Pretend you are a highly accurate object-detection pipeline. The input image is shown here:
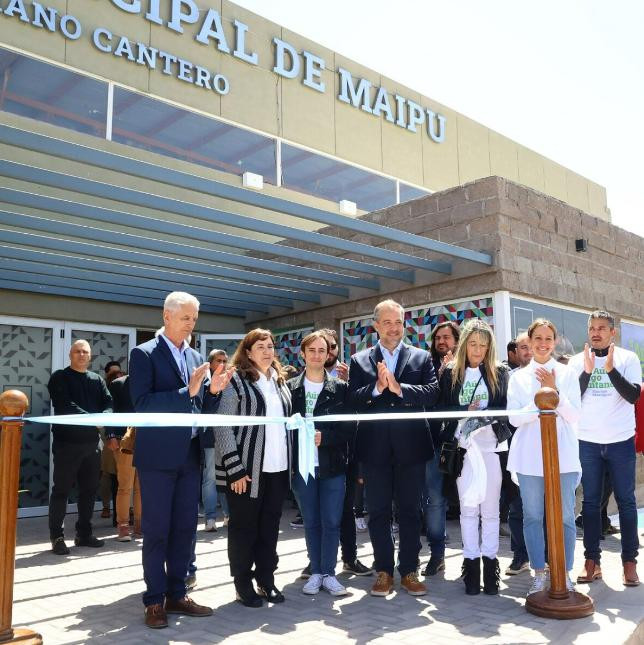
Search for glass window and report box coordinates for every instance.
[0,48,107,136]
[112,87,276,183]
[510,297,589,357]
[281,143,396,212]
[399,182,429,203]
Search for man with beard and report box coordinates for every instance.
[570,310,641,587]
[424,321,460,574]
[430,321,460,378]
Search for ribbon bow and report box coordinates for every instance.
[286,413,316,484]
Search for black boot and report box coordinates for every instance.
[482,556,500,595]
[461,557,481,595]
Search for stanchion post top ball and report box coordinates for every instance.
[535,387,559,411]
[0,390,28,418]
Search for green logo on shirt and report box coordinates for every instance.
[588,368,613,390]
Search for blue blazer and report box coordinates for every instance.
[129,337,219,471]
[348,343,439,465]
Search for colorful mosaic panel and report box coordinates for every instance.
[342,297,494,362]
[0,324,53,508]
[274,328,313,368]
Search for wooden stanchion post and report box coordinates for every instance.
[525,387,594,619]
[0,390,43,645]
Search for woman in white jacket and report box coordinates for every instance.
[507,318,581,597]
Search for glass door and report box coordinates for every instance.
[0,316,63,517]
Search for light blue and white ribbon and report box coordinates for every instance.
[4,409,540,488]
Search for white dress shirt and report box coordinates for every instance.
[372,340,404,398]
[506,358,581,481]
[256,368,288,472]
[160,333,197,438]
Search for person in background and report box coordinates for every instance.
[505,333,532,372]
[99,361,123,520]
[423,321,460,576]
[107,371,141,541]
[47,340,113,555]
[288,331,355,596]
[320,327,373,577]
[430,321,460,378]
[438,319,510,595]
[570,310,642,587]
[503,332,533,576]
[507,318,582,597]
[321,328,349,381]
[635,383,644,455]
[215,329,292,607]
[202,349,231,532]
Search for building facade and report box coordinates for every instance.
[0,0,641,515]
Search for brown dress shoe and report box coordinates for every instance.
[401,572,427,596]
[165,596,213,617]
[576,559,602,583]
[370,571,394,597]
[144,603,168,629]
[623,561,640,587]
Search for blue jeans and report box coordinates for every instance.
[424,453,446,559]
[202,448,228,520]
[508,492,529,563]
[517,472,578,571]
[292,470,345,576]
[580,438,639,564]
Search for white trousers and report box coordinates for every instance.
[457,451,502,559]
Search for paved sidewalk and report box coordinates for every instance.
[10,510,644,644]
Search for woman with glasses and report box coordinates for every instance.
[215,329,292,607]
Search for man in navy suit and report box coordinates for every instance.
[129,291,233,629]
[348,299,439,597]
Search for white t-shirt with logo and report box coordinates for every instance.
[569,346,641,444]
[458,367,501,453]
[304,377,324,467]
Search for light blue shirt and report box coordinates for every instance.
[372,340,405,398]
[160,333,197,437]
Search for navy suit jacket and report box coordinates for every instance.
[129,337,219,471]
[348,343,439,465]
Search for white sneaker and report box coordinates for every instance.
[303,573,324,594]
[355,517,368,532]
[566,575,575,592]
[223,515,229,527]
[322,575,348,596]
[527,572,547,596]
[204,518,217,532]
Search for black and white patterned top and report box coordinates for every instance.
[214,371,292,499]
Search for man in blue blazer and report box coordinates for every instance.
[129,291,233,629]
[348,299,439,597]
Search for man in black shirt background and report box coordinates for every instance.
[47,339,113,555]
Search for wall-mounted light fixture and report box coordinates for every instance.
[242,172,263,190]
[339,199,357,216]
[575,238,588,252]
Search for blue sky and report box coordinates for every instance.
[232,0,644,237]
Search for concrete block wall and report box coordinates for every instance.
[253,176,644,333]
